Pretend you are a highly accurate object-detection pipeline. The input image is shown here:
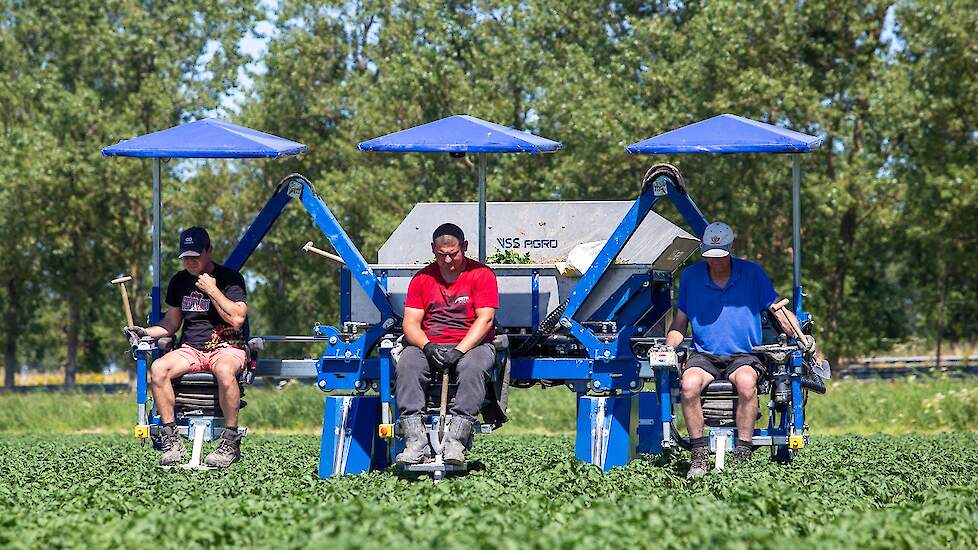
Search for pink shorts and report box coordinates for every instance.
[171,345,246,374]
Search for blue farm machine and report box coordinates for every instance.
[105,114,828,477]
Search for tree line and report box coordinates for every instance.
[1,0,975,387]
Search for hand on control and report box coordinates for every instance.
[124,326,149,344]
[801,335,817,354]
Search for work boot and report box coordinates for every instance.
[395,416,432,465]
[687,447,710,479]
[442,416,474,466]
[204,429,242,468]
[159,425,186,466]
[728,442,754,469]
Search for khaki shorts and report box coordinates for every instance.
[171,345,246,374]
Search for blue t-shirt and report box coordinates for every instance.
[676,257,779,356]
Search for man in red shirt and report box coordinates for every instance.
[395,223,499,466]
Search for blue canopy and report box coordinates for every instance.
[357,114,562,154]
[626,114,821,155]
[102,118,307,159]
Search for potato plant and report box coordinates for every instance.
[1,433,977,548]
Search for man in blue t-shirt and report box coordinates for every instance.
[665,222,809,478]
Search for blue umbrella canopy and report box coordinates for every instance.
[357,114,562,154]
[625,114,821,155]
[102,118,307,159]
[101,118,306,331]
[626,113,821,314]
[358,114,561,262]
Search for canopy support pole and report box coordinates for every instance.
[791,155,802,313]
[478,152,487,263]
[151,158,162,324]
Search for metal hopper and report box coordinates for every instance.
[350,201,698,330]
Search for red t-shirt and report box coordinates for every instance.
[404,260,499,344]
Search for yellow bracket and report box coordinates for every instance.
[134,425,150,439]
[378,424,394,439]
[788,435,805,449]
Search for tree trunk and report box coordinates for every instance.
[65,295,81,389]
[936,261,948,369]
[825,205,859,364]
[4,279,16,389]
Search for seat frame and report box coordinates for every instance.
[397,336,509,481]
[148,338,259,470]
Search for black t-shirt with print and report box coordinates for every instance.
[165,263,247,350]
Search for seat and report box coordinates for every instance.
[172,341,259,418]
[153,335,259,419]
[420,335,510,430]
[689,311,784,427]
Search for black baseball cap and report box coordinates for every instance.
[178,226,211,258]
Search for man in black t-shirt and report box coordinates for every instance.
[127,227,249,467]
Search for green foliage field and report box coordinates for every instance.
[2,379,976,548]
[1,433,977,548]
[2,378,977,435]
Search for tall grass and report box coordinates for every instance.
[1,377,976,434]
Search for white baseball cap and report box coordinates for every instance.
[701,222,734,258]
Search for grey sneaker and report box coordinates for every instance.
[159,425,186,466]
[395,416,433,465]
[204,429,242,468]
[728,444,754,468]
[442,417,474,466]
[687,447,710,479]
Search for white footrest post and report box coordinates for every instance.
[181,419,217,471]
[710,427,735,472]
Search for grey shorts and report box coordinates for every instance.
[683,351,765,381]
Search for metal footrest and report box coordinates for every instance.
[400,460,467,482]
[400,462,468,473]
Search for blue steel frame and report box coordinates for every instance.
[138,173,399,433]
[221,174,400,396]
[509,171,709,391]
[138,166,812,473]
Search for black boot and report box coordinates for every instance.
[728,440,754,468]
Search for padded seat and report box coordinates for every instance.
[703,380,734,396]
[177,372,220,384]
[171,342,259,419]
[699,380,764,428]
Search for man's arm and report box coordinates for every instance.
[769,299,815,351]
[403,307,429,349]
[454,307,495,353]
[665,309,689,349]
[196,273,247,329]
[138,308,182,339]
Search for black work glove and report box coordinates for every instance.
[422,342,442,365]
[440,347,465,369]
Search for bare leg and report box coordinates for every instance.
[680,368,715,439]
[729,366,759,442]
[150,353,193,424]
[212,358,242,427]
